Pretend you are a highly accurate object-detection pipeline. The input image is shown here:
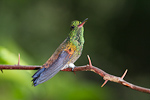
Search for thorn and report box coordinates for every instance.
[121,69,128,79]
[0,69,3,73]
[18,53,20,65]
[101,80,108,87]
[87,55,92,68]
[73,71,76,75]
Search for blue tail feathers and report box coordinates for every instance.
[32,51,70,86]
[32,68,46,86]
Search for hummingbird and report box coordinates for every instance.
[32,18,88,86]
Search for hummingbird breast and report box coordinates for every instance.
[65,41,84,64]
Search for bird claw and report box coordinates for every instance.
[72,68,76,75]
[68,63,76,75]
[69,63,75,71]
[72,67,74,72]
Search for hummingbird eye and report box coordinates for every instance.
[70,25,75,30]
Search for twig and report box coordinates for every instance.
[0,56,149,94]
[0,65,41,70]
[18,53,20,65]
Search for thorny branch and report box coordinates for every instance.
[0,54,150,94]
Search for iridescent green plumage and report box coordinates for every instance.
[32,18,88,86]
[69,20,85,51]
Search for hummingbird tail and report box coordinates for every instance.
[32,68,46,86]
[32,51,71,86]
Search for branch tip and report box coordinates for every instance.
[121,69,128,79]
[101,80,108,87]
[0,69,3,73]
[18,53,20,65]
[87,55,92,67]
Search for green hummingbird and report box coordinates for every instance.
[32,18,88,86]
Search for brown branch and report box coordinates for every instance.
[0,65,41,70]
[0,56,150,94]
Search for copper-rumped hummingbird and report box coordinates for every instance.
[32,18,88,86]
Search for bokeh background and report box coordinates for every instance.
[0,0,150,100]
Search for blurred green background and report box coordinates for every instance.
[0,0,150,100]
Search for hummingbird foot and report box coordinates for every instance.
[69,63,76,75]
[69,63,76,71]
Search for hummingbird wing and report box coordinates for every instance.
[32,50,71,86]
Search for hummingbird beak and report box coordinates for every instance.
[78,18,88,28]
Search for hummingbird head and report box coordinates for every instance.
[70,18,88,30]
[69,18,88,37]
[68,18,88,49]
